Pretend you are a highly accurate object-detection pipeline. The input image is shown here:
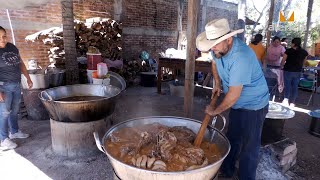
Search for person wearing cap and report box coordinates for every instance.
[196,19,269,180]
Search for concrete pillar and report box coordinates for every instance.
[114,0,123,22]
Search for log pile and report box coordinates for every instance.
[114,59,151,86]
[26,18,152,86]
[25,18,123,68]
[76,19,122,59]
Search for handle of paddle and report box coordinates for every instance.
[194,93,218,147]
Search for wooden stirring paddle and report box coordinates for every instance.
[194,93,218,147]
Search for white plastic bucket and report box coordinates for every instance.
[92,78,110,86]
[21,73,49,89]
[87,69,95,83]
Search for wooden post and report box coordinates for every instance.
[303,0,314,49]
[184,0,200,118]
[265,0,275,69]
[237,0,246,41]
[266,0,275,49]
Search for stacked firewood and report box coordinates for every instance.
[25,18,123,68]
[76,19,122,59]
[113,59,151,86]
[26,18,154,85]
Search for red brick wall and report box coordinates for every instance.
[0,2,62,67]
[0,3,61,24]
[206,7,238,30]
[123,0,178,30]
[1,0,237,66]
[123,34,177,60]
[73,0,113,20]
[122,0,180,59]
[0,0,114,68]
[4,30,49,68]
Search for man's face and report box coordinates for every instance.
[210,38,231,58]
[0,30,7,48]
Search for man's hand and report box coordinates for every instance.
[0,92,4,102]
[205,105,217,117]
[27,78,33,89]
[212,83,221,97]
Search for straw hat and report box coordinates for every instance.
[196,18,244,52]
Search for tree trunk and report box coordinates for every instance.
[273,0,283,25]
[266,0,275,49]
[61,0,79,84]
[303,0,314,49]
[251,1,269,35]
[237,0,246,41]
[283,0,292,12]
[274,0,293,37]
[176,0,184,50]
[265,0,275,69]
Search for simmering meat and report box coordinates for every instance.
[156,130,177,161]
[169,126,196,143]
[105,123,221,172]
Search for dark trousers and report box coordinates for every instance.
[221,105,268,180]
[283,71,301,104]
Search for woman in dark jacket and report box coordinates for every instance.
[281,38,308,107]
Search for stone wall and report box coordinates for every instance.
[0,2,61,67]
[0,0,237,67]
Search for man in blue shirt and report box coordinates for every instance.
[196,18,269,180]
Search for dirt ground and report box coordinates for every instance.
[0,84,319,180]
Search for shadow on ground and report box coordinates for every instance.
[0,84,319,180]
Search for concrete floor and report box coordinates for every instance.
[0,84,319,180]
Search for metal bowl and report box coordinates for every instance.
[266,101,295,119]
[47,68,66,87]
[22,70,49,89]
[39,84,121,122]
[109,72,126,91]
[94,116,230,180]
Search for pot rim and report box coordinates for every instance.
[101,116,231,174]
[38,84,121,103]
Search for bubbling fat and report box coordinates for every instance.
[105,123,221,172]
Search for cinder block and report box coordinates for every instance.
[271,139,297,156]
[277,149,298,166]
[281,157,297,173]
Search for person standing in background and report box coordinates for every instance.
[281,38,308,107]
[249,34,266,66]
[0,26,33,150]
[266,36,286,67]
[281,38,288,49]
[265,36,286,93]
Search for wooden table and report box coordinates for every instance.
[157,57,212,94]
